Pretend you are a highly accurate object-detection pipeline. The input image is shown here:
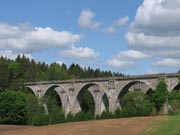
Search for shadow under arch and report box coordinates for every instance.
[101,93,109,112]
[43,84,69,113]
[44,86,62,111]
[172,83,180,92]
[75,83,98,116]
[117,80,152,108]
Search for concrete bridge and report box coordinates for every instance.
[24,73,180,115]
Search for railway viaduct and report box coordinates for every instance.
[24,73,180,115]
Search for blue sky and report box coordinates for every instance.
[0,0,180,75]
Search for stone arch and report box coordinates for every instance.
[171,82,180,92]
[146,88,153,95]
[42,84,68,97]
[116,80,153,108]
[73,83,100,115]
[43,84,70,114]
[24,86,37,96]
[100,93,109,113]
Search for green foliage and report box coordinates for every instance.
[114,108,123,118]
[26,94,43,125]
[97,111,113,120]
[32,114,49,126]
[46,63,70,80]
[66,113,75,122]
[49,108,66,124]
[169,91,180,100]
[122,91,153,117]
[78,89,95,116]
[74,111,93,121]
[0,57,10,91]
[46,90,62,113]
[0,55,123,92]
[168,100,180,115]
[151,81,169,112]
[0,90,27,125]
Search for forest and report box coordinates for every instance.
[0,55,123,91]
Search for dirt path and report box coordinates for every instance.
[0,116,165,135]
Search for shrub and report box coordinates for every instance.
[0,90,27,125]
[168,100,180,115]
[114,108,122,118]
[66,113,74,122]
[122,91,153,117]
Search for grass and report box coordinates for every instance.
[139,115,180,135]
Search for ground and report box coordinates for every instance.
[0,116,164,135]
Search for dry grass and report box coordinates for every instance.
[0,116,164,135]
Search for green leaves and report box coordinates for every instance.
[122,91,153,117]
[151,81,169,112]
[0,90,27,125]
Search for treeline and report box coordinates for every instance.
[0,55,123,91]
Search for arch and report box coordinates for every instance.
[23,86,36,96]
[171,82,180,92]
[146,88,153,95]
[73,83,99,115]
[44,86,63,107]
[116,80,153,108]
[75,82,101,99]
[101,93,109,112]
[43,84,70,113]
[42,84,68,97]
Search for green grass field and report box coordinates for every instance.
[139,115,180,135]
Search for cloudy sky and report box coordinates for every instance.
[0,0,180,75]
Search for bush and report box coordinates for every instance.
[97,111,113,119]
[151,81,169,112]
[0,90,27,125]
[122,91,153,117]
[66,113,74,122]
[74,111,93,121]
[25,94,40,125]
[168,100,180,115]
[32,114,49,126]
[114,108,122,118]
[49,108,66,124]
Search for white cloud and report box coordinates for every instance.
[107,59,133,69]
[112,50,149,60]
[103,26,116,34]
[154,58,180,68]
[115,16,129,27]
[78,9,101,29]
[0,23,82,53]
[125,0,180,68]
[60,45,99,60]
[0,50,32,60]
[107,50,148,69]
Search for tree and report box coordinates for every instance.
[0,90,27,125]
[78,89,95,117]
[0,57,10,91]
[122,91,153,117]
[151,81,169,112]
[46,63,70,80]
[26,94,40,125]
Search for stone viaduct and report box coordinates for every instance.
[24,73,180,115]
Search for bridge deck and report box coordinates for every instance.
[24,73,179,86]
